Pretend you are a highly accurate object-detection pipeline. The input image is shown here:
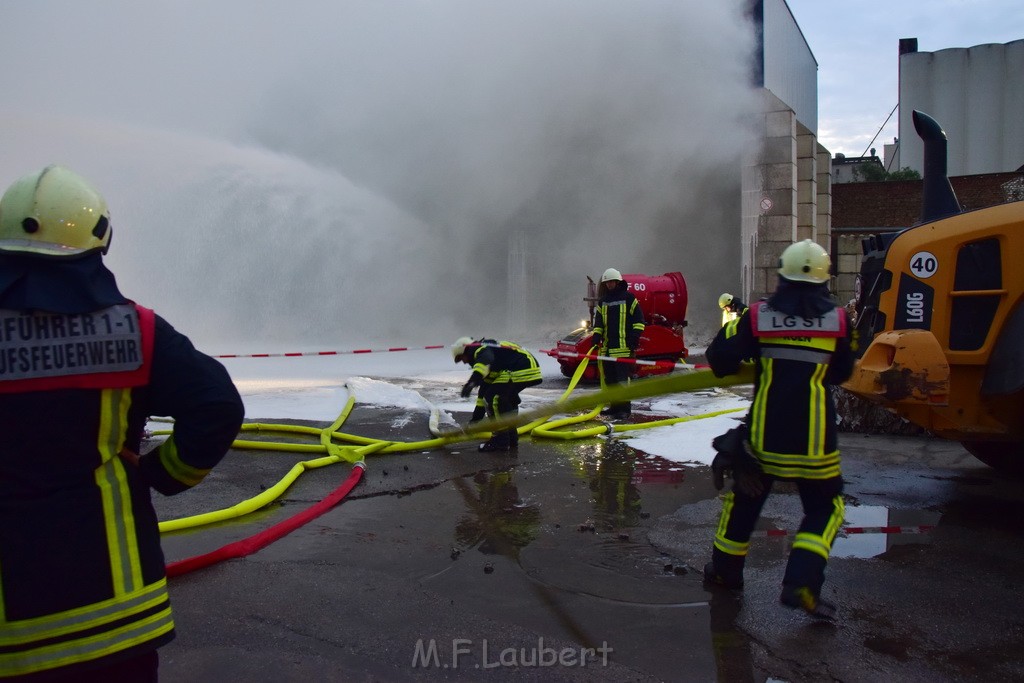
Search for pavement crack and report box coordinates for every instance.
[346,466,514,500]
[245,613,347,648]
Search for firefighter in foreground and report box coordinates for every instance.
[702,239,854,620]
[452,337,542,452]
[591,268,645,419]
[0,166,245,680]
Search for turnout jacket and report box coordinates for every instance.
[466,340,542,386]
[592,287,645,358]
[0,303,244,679]
[706,300,854,480]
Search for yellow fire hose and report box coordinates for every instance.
[155,356,753,532]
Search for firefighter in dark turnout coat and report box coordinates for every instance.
[452,337,542,452]
[591,268,645,419]
[702,240,854,621]
[0,166,244,680]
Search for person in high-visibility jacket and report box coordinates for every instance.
[0,166,245,680]
[591,268,645,419]
[702,240,855,621]
[451,337,542,452]
[718,292,747,327]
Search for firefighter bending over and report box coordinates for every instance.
[718,292,747,326]
[702,239,854,621]
[591,268,645,419]
[0,166,245,680]
[452,337,542,452]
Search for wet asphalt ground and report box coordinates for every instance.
[151,388,1024,683]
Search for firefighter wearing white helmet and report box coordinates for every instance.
[701,239,854,622]
[0,164,112,257]
[0,166,243,679]
[451,336,475,363]
[591,267,644,419]
[452,337,542,452]
[778,239,831,284]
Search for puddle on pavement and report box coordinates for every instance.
[326,439,716,680]
[831,505,942,558]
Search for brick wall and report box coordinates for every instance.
[831,172,1024,305]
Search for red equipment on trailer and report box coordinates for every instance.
[548,272,689,381]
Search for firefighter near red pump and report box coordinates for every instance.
[548,271,689,382]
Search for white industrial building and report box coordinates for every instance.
[888,38,1024,176]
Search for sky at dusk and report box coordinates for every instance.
[786,0,1024,158]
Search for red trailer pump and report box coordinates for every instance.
[548,272,688,381]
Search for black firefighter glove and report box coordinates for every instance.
[461,372,483,398]
[468,404,487,425]
[711,426,765,498]
[727,298,746,313]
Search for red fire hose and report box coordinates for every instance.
[166,463,365,578]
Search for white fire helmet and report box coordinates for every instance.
[778,239,831,284]
[450,336,474,362]
[600,268,622,283]
[0,165,112,258]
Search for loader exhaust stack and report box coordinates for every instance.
[912,110,962,223]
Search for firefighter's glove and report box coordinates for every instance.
[711,426,764,498]
[460,373,483,398]
[733,450,765,498]
[138,447,190,496]
[468,404,487,425]
[710,451,730,491]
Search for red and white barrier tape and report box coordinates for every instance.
[754,525,934,538]
[214,344,445,359]
[542,348,703,371]
[212,344,702,369]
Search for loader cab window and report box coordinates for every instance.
[950,238,1002,351]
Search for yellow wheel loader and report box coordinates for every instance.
[845,111,1024,472]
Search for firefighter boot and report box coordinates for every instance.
[779,586,837,621]
[603,403,632,420]
[703,549,745,590]
[478,430,513,453]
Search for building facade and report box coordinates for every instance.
[893,38,1024,177]
[743,0,832,304]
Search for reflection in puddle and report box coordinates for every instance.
[565,441,688,530]
[831,505,941,558]
[453,470,541,556]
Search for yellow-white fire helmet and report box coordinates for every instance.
[778,239,830,284]
[600,268,622,283]
[0,165,112,258]
[451,336,475,362]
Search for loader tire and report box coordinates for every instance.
[962,440,1024,476]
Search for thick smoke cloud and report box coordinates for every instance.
[0,1,757,351]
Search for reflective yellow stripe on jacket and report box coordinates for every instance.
[475,342,542,384]
[0,388,174,676]
[0,580,173,676]
[597,300,644,358]
[750,337,842,479]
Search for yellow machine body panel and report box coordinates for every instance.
[845,201,1024,444]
